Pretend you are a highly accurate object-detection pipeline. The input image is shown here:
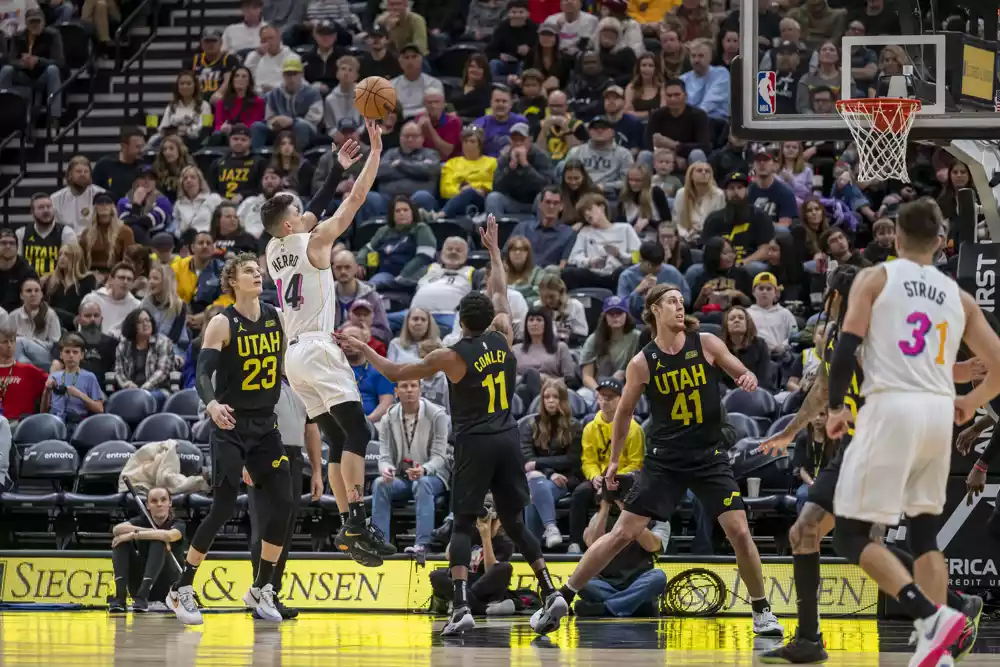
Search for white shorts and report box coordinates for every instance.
[284,333,360,419]
[834,392,953,525]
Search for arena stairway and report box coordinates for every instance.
[0,0,243,225]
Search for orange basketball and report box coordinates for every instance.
[354,76,397,121]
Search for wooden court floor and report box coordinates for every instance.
[0,611,996,666]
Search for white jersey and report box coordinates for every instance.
[861,258,965,398]
[265,232,337,339]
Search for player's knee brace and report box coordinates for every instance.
[832,517,874,564]
[328,402,372,458]
[907,514,942,560]
[497,509,542,564]
[261,465,294,545]
[449,513,477,569]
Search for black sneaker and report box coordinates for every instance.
[573,599,607,617]
[758,634,828,664]
[272,594,299,620]
[131,597,149,613]
[367,524,397,557]
[108,598,127,614]
[335,523,384,567]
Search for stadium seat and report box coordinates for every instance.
[494,218,521,249]
[529,391,589,420]
[379,291,412,313]
[510,393,525,420]
[700,322,723,337]
[517,413,537,430]
[723,389,778,428]
[57,23,92,68]
[726,412,761,440]
[175,440,204,477]
[64,441,135,527]
[1,439,79,548]
[433,44,482,79]
[766,414,796,438]
[106,388,158,429]
[364,440,381,484]
[569,288,614,332]
[634,394,650,421]
[430,219,473,249]
[13,413,68,445]
[193,147,227,176]
[352,218,384,248]
[71,413,130,452]
[192,418,210,444]
[163,388,201,422]
[0,90,28,138]
[132,413,191,444]
[730,437,791,490]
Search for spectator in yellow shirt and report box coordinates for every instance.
[171,230,232,334]
[436,126,498,219]
[569,378,644,553]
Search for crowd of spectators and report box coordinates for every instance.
[0,0,985,618]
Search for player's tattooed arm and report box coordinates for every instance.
[763,361,829,455]
[335,331,460,382]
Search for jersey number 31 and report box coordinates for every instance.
[899,311,948,365]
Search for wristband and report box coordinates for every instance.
[828,332,863,410]
[974,461,989,473]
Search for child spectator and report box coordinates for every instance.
[747,272,798,359]
[651,148,682,197]
[720,305,772,392]
[514,69,548,134]
[863,218,897,264]
[785,323,826,397]
[11,278,62,367]
[41,333,105,425]
[0,325,47,426]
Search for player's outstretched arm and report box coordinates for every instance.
[955,290,1000,421]
[334,331,456,383]
[606,354,648,487]
[307,125,380,267]
[700,332,757,391]
[480,214,514,346]
[761,361,828,455]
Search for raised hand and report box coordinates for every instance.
[478,214,499,252]
[337,138,362,169]
[366,119,383,153]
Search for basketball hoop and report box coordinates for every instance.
[835,98,922,182]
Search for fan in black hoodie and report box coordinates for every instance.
[487,0,537,76]
[566,52,613,120]
[595,18,635,87]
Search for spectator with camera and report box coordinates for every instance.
[40,333,105,425]
[372,379,451,555]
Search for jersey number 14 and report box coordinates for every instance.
[899,311,948,365]
[276,274,304,310]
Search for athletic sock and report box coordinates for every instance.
[559,582,578,604]
[177,561,199,589]
[535,566,556,598]
[136,577,153,600]
[453,579,469,609]
[348,501,366,525]
[946,589,966,612]
[254,559,276,590]
[339,512,349,527]
[793,553,821,640]
[751,597,771,614]
[896,583,938,620]
[114,575,126,601]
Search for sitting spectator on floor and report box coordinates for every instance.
[174,167,224,237]
[617,240,689,319]
[114,308,176,409]
[792,409,837,514]
[117,166,174,245]
[390,45,441,119]
[536,273,588,346]
[702,171,774,268]
[572,378,644,552]
[150,71,212,152]
[141,264,190,353]
[487,123,554,216]
[323,55,363,133]
[52,157,106,235]
[373,122,440,210]
[689,237,752,315]
[521,378,583,548]
[51,301,118,379]
[245,25,296,94]
[646,79,711,167]
[418,87,462,161]
[93,127,145,201]
[11,278,61,368]
[346,299,389,355]
[190,28,239,102]
[0,324,47,426]
[564,193,641,291]
[238,168,303,238]
[81,262,141,334]
[0,229,36,314]
[747,272,798,360]
[213,66,266,139]
[372,379,450,555]
[406,238,475,335]
[474,86,529,158]
[575,481,667,617]
[210,202,258,256]
[17,193,76,277]
[504,235,546,303]
[41,333,104,425]
[223,0,268,54]
[720,305,772,391]
[437,126,496,218]
[252,57,323,151]
[42,243,96,330]
[208,124,265,204]
[566,117,634,198]
[0,9,64,124]
[515,307,576,403]
[507,187,576,271]
[355,196,436,286]
[579,296,639,403]
[341,323,394,423]
[388,308,440,362]
[108,487,186,613]
[429,511,516,616]
[331,249,391,335]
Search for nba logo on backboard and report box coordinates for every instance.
[757,71,776,115]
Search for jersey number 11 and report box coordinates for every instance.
[482,371,509,414]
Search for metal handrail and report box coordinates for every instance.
[0,173,25,227]
[46,54,97,145]
[185,0,207,62]
[115,0,162,119]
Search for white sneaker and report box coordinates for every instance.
[243,584,282,622]
[752,607,784,637]
[543,524,563,549]
[567,543,582,554]
[485,598,516,616]
[166,585,202,625]
[909,606,966,667]
[530,592,569,635]
[650,521,671,553]
[404,544,426,555]
[441,605,475,637]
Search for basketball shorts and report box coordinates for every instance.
[210,414,286,488]
[451,428,531,516]
[285,332,360,419]
[834,392,953,525]
[806,444,847,515]
[624,450,745,521]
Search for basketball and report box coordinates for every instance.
[354,76,396,120]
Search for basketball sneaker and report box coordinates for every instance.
[131,597,149,613]
[950,594,983,661]
[530,591,569,635]
[440,606,475,637]
[243,583,282,622]
[909,606,966,667]
[272,594,299,620]
[753,608,785,637]
[335,522,396,566]
[758,634,828,663]
[107,598,127,614]
[166,585,203,625]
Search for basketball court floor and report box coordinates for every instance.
[0,611,996,666]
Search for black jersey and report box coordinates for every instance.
[822,327,865,452]
[449,330,518,437]
[216,302,284,416]
[642,333,725,461]
[21,223,67,276]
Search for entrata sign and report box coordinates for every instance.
[937,477,1000,589]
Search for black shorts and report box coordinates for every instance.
[624,453,745,521]
[807,441,848,515]
[451,428,530,516]
[210,414,286,487]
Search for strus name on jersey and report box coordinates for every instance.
[270,251,299,275]
[902,280,948,305]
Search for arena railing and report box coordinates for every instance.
[47,26,99,186]
[184,0,207,63]
[115,0,163,120]
[0,132,26,227]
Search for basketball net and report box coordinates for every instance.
[835,98,921,183]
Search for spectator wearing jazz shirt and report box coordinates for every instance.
[17,194,77,278]
[359,25,402,80]
[0,9,64,124]
[251,57,323,152]
[372,122,441,210]
[331,250,391,337]
[472,86,528,158]
[0,325,47,427]
[41,333,104,424]
[536,90,586,164]
[486,123,554,216]
[564,193,641,291]
[702,171,774,268]
[189,28,239,103]
[223,0,268,54]
[788,0,847,50]
[51,157,107,236]
[116,166,175,245]
[302,20,348,96]
[679,39,730,122]
[487,0,537,79]
[438,126,498,218]
[341,323,395,423]
[645,79,711,165]
[602,85,643,156]
[0,229,37,314]
[244,24,297,94]
[506,186,577,270]
[323,55,363,134]
[376,0,428,55]
[372,379,450,555]
[617,240,689,319]
[748,148,797,230]
[93,127,145,202]
[208,124,265,203]
[402,237,475,335]
[544,0,598,56]
[565,117,634,198]
[747,272,798,358]
[417,87,462,160]
[390,44,442,119]
[82,262,141,334]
